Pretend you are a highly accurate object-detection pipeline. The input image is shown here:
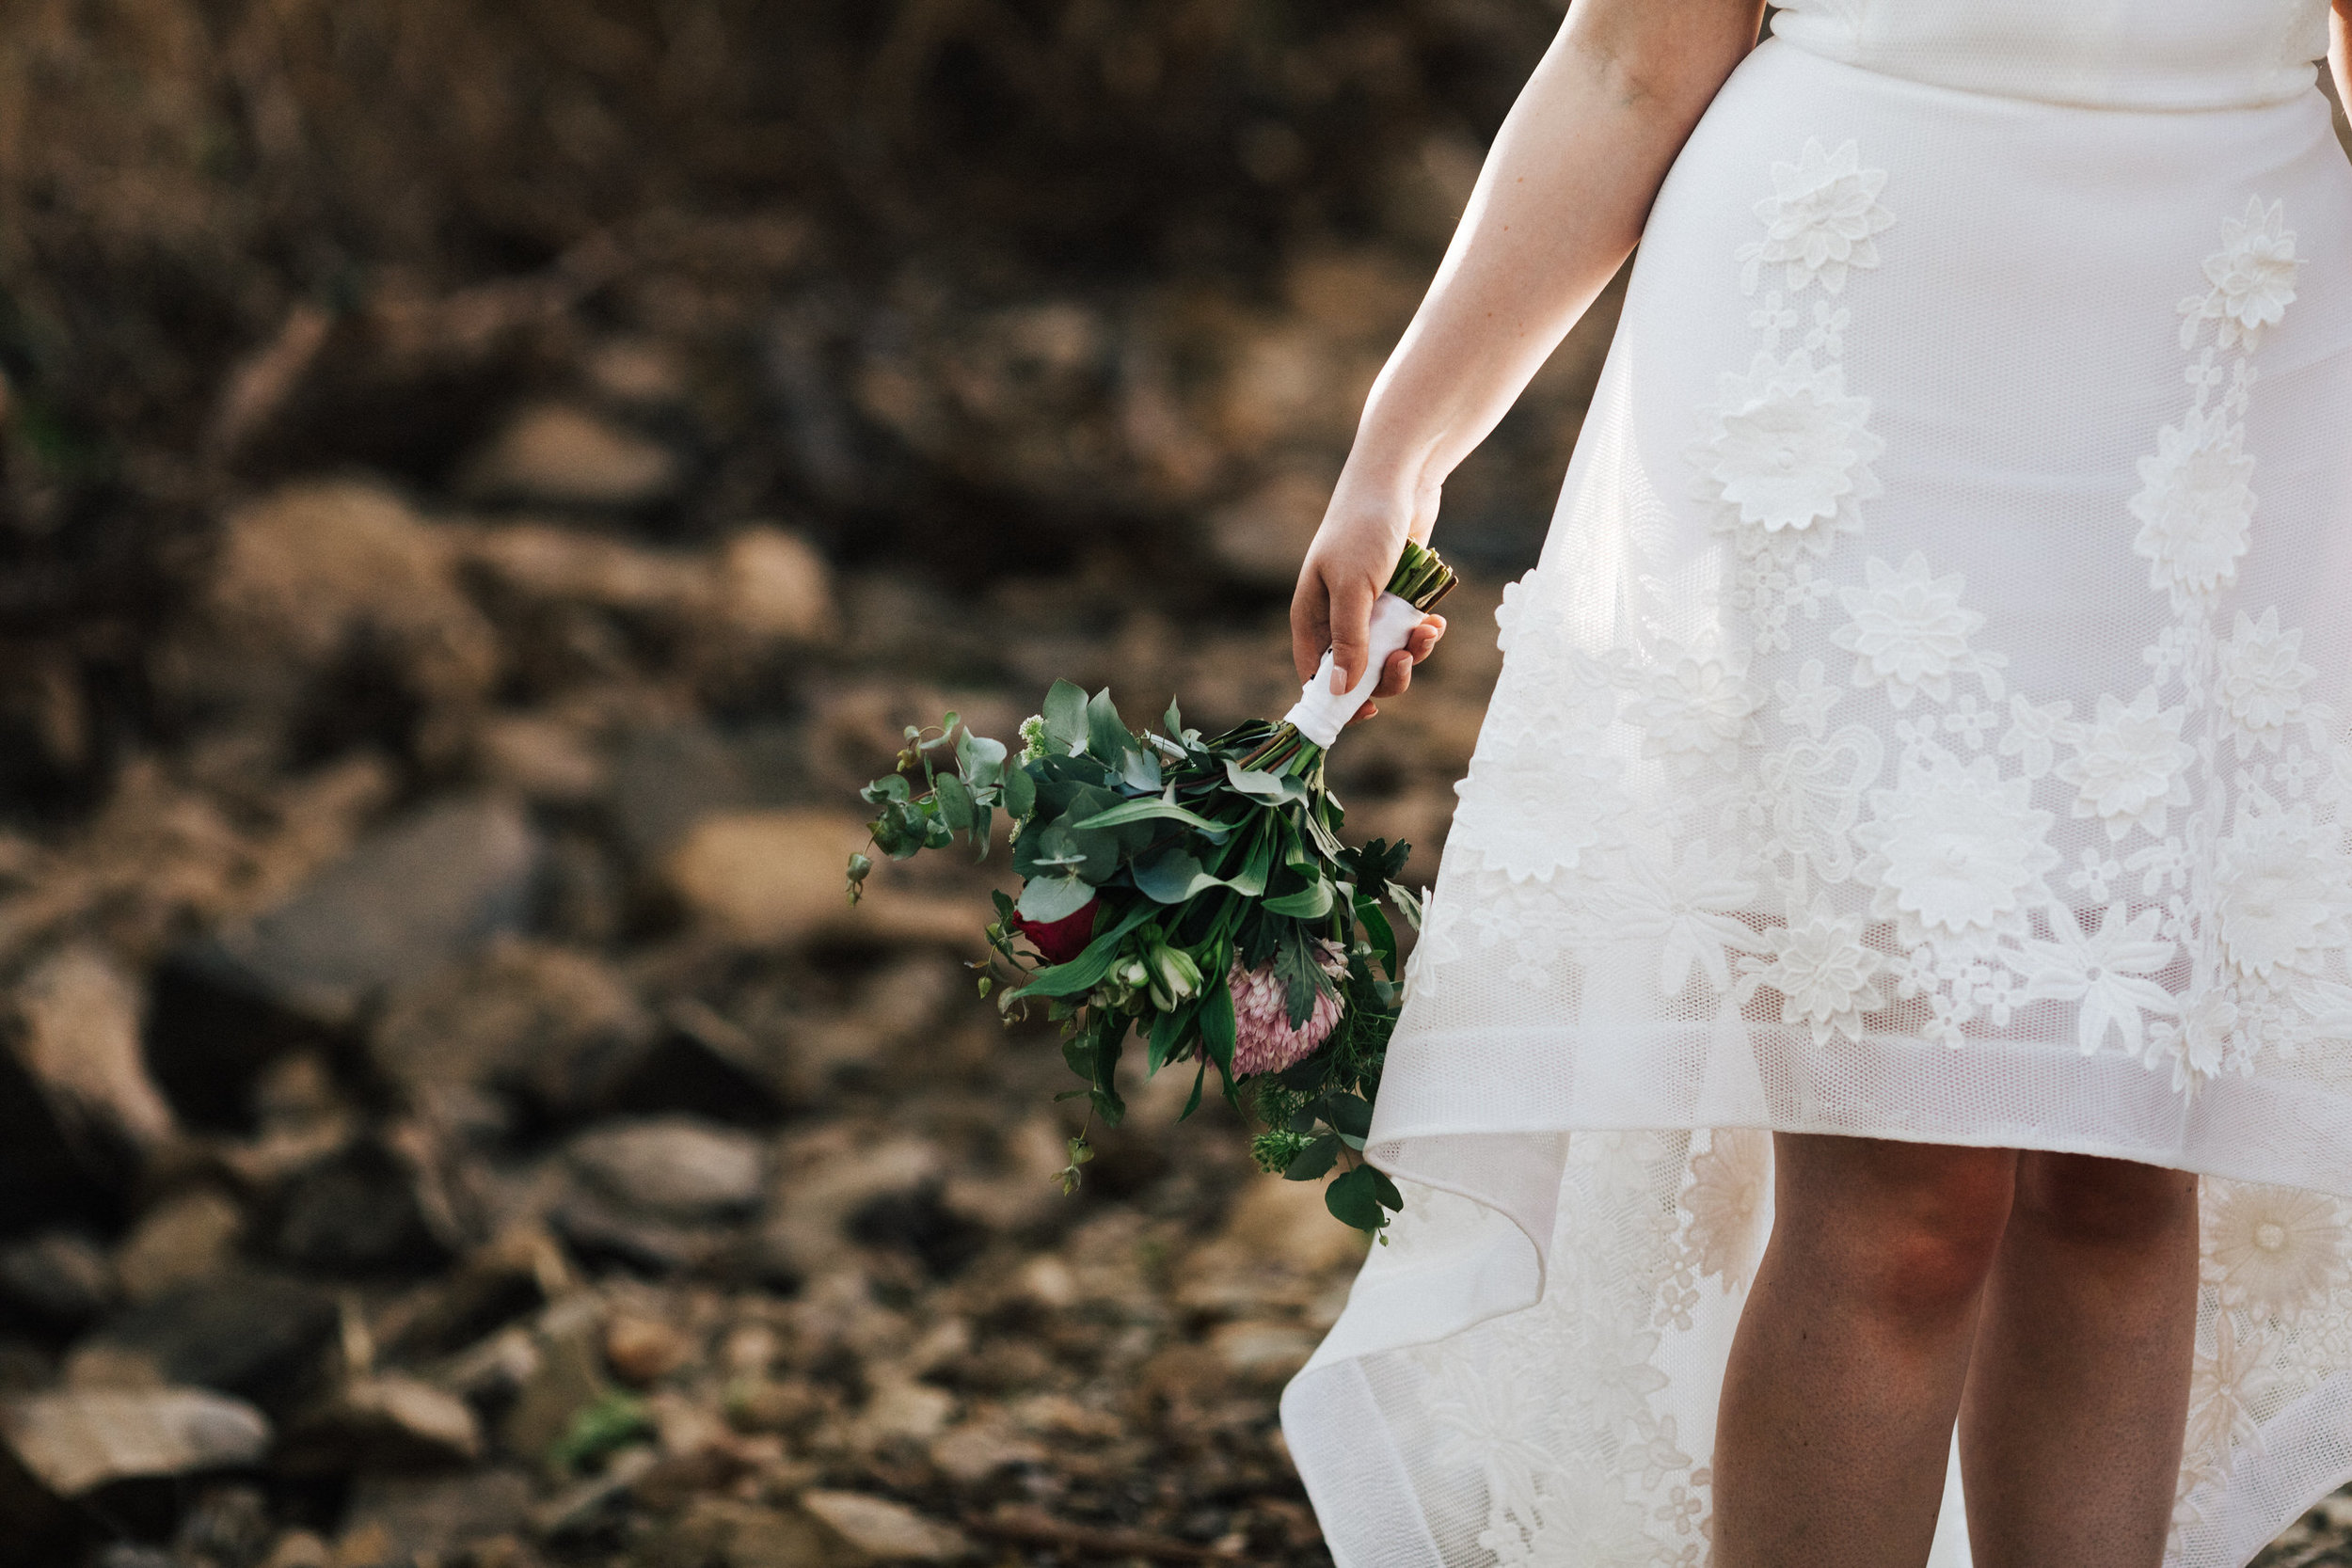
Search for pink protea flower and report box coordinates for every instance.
[1228,938,1348,1077]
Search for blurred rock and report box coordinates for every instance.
[532,1443,658,1538]
[766,1132,949,1272]
[721,527,835,644]
[0,1232,114,1333]
[149,796,540,1127]
[604,1314,691,1387]
[585,337,690,406]
[852,1375,955,1446]
[335,1468,535,1565]
[610,723,753,862]
[605,999,788,1129]
[280,1373,483,1474]
[547,1191,728,1279]
[190,480,499,721]
[271,1140,453,1275]
[258,1532,333,1568]
[568,1117,765,1223]
[0,946,173,1237]
[71,1274,338,1413]
[372,942,657,1125]
[11,944,175,1157]
[175,1482,274,1567]
[371,1227,565,1362]
[927,1414,1047,1485]
[462,404,681,509]
[641,1496,850,1568]
[666,810,972,949]
[473,714,609,804]
[498,1296,607,1463]
[0,1387,270,1495]
[799,1491,971,1562]
[116,1187,245,1304]
[1205,1322,1318,1384]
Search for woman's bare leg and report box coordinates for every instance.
[1957,1152,2200,1568]
[1713,1133,2018,1568]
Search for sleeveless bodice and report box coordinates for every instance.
[1770,0,2333,110]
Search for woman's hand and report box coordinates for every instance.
[1291,467,1449,727]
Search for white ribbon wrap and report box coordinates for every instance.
[1282,591,1425,748]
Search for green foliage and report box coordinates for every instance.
[548,1391,655,1472]
[846,534,1456,1233]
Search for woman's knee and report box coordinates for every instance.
[1772,1134,2017,1317]
[2011,1151,2199,1249]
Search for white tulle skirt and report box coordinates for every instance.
[1283,36,2352,1568]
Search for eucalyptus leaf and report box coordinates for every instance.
[1016,873,1096,923]
[932,771,975,832]
[1224,759,1306,802]
[1117,743,1162,794]
[1326,1164,1386,1230]
[1284,1134,1341,1181]
[1324,1093,1374,1140]
[1001,761,1037,818]
[1086,687,1133,766]
[1043,681,1089,753]
[1030,822,1119,883]
[955,729,1008,789]
[1134,847,1223,904]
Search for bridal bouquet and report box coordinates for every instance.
[846,541,1456,1232]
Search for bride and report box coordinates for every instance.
[1284,1,2352,1564]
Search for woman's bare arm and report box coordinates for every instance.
[1293,0,1767,703]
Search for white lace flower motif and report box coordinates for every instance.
[2054,687,2195,842]
[1833,552,2000,709]
[2183,1310,2275,1481]
[1759,725,1883,886]
[1693,350,1884,544]
[1430,1354,1561,1516]
[1996,694,2078,783]
[1855,747,2058,952]
[2130,404,2255,610]
[2202,1181,2352,1320]
[1453,737,1630,884]
[2180,197,2302,352]
[1682,1128,1771,1292]
[1628,642,1762,773]
[1610,845,1760,997]
[2214,802,2352,983]
[2216,607,2316,758]
[2149,983,2242,1091]
[2017,901,2178,1057]
[1738,898,1885,1047]
[1774,657,1841,738]
[1738,137,1896,296]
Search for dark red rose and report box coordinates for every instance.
[1013,895,1100,965]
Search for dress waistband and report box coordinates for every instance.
[1766,8,2330,114]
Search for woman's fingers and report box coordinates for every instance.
[1290,571,1334,684]
[1325,574,1375,694]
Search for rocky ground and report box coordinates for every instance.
[2,2,2349,1565]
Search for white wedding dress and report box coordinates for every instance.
[1282,4,2352,1564]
